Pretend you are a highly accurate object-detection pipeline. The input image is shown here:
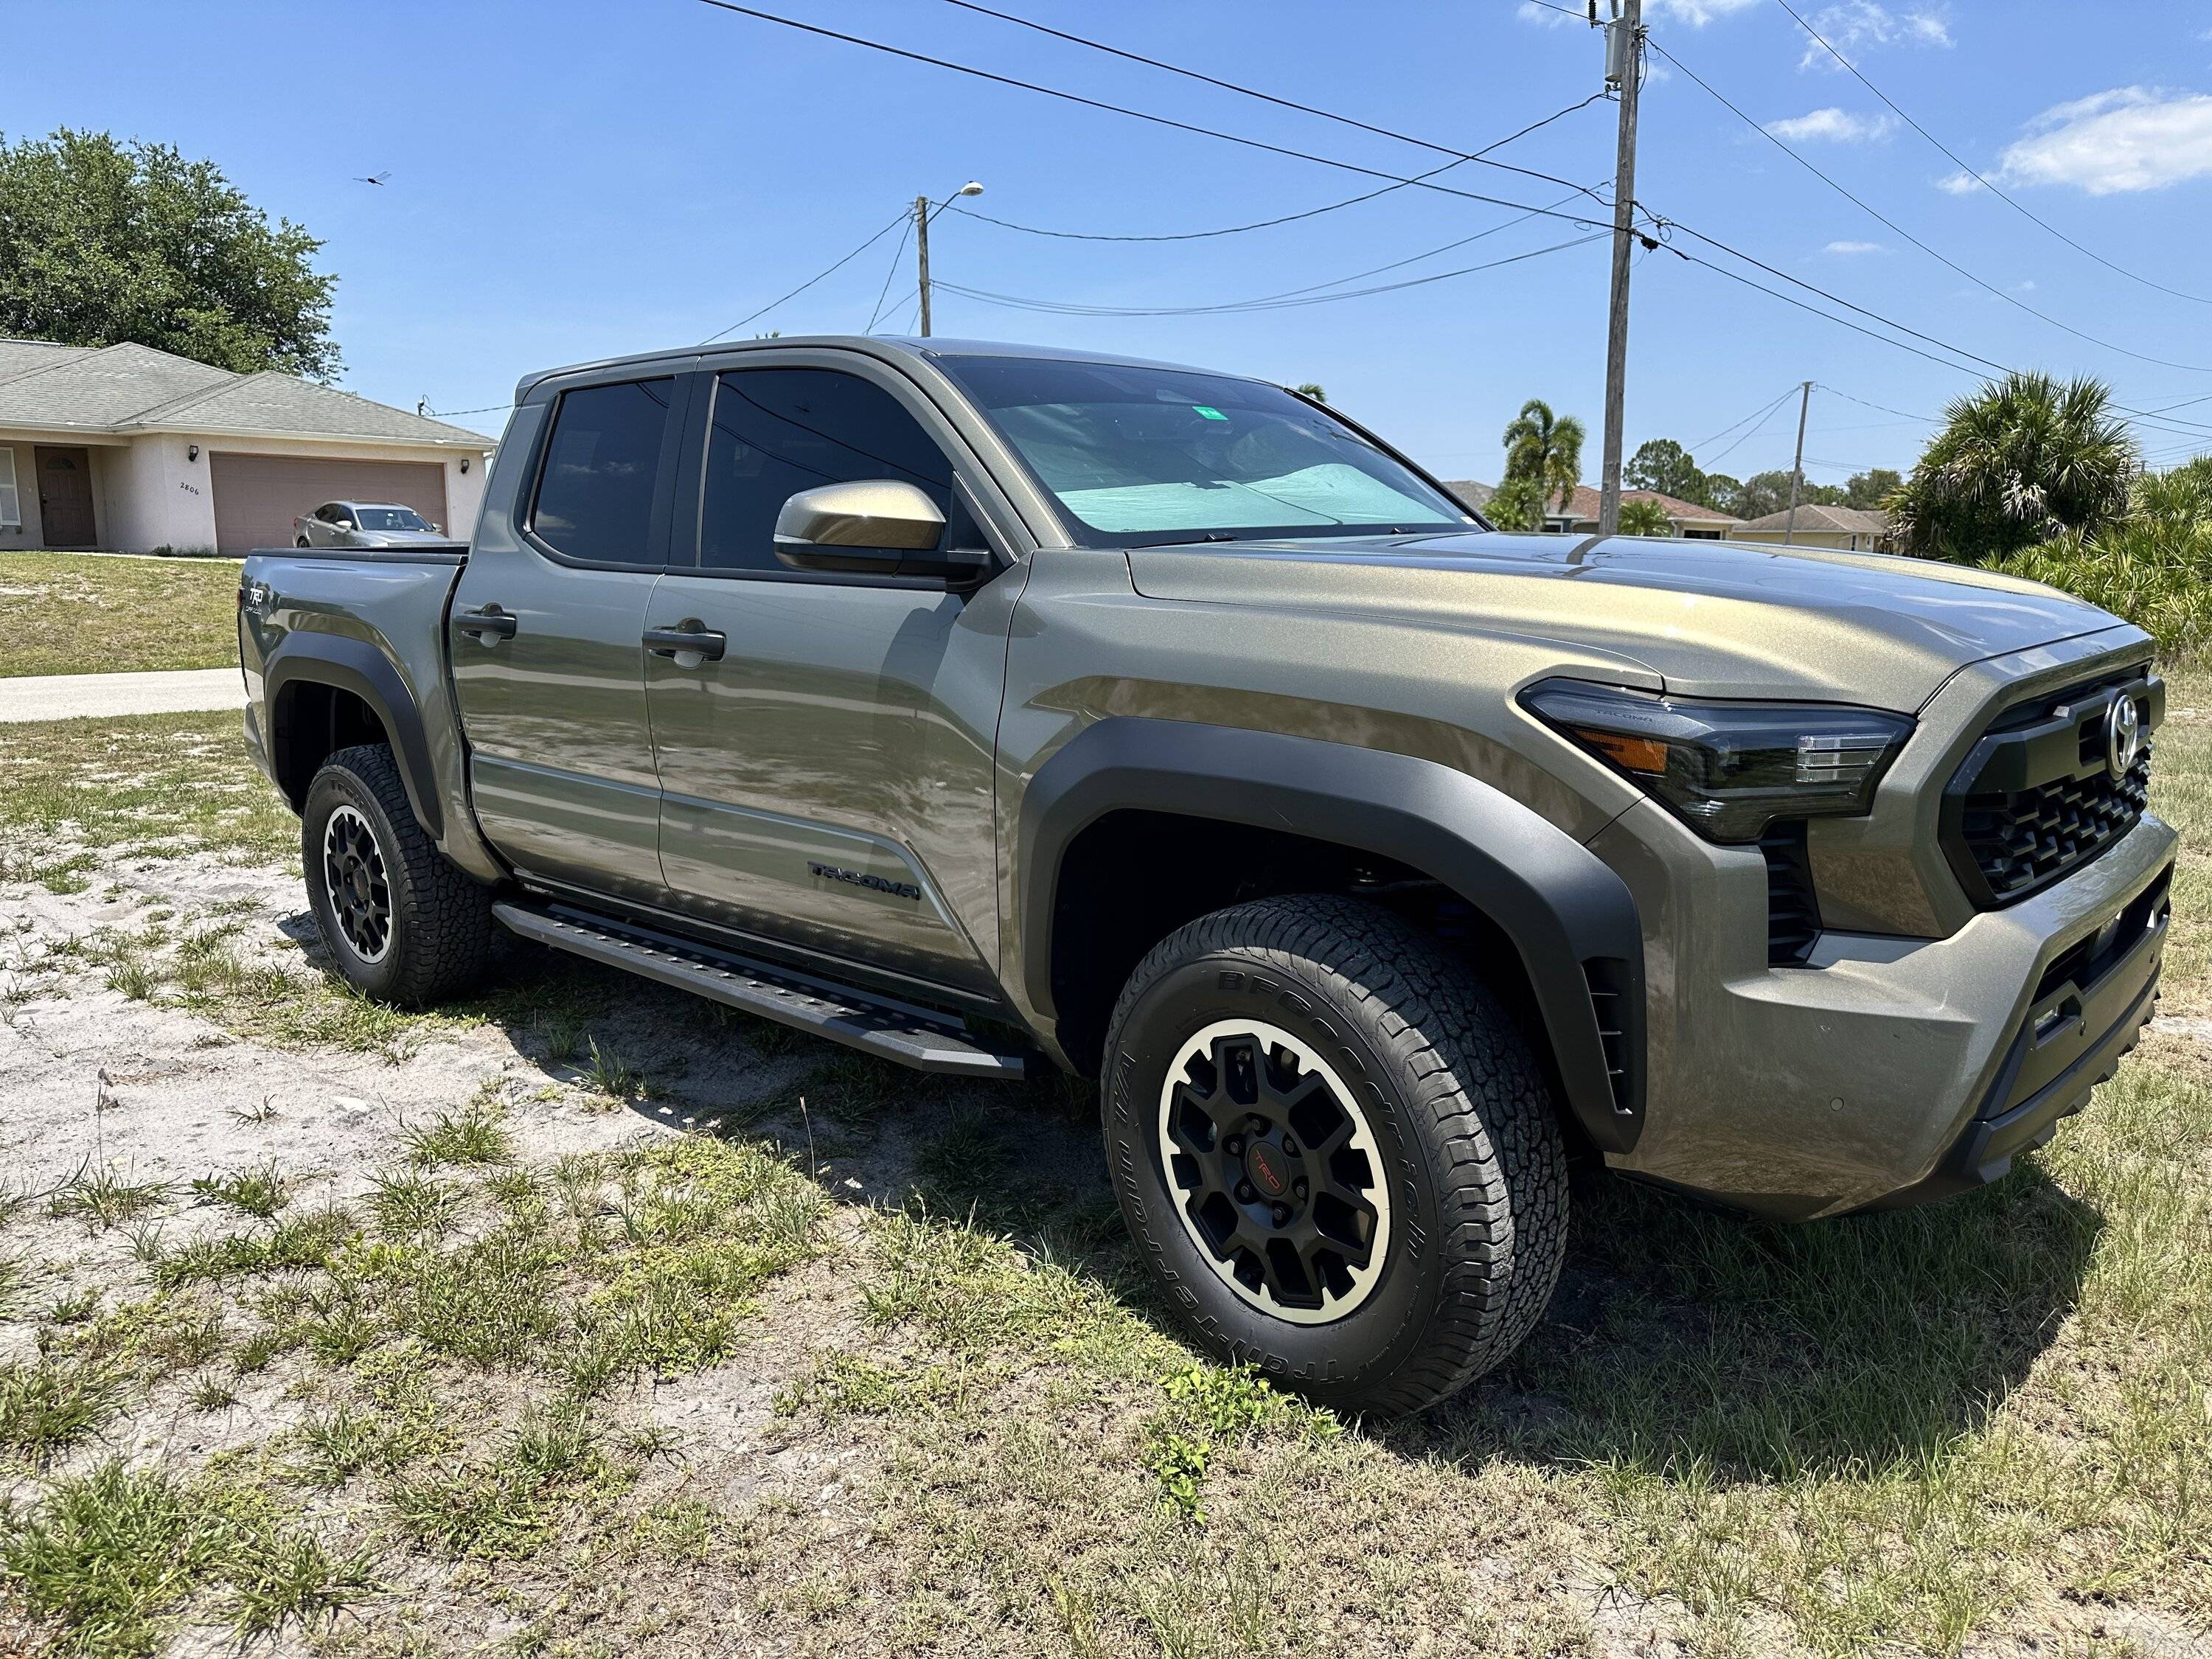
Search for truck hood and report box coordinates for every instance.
[1126,530,2132,710]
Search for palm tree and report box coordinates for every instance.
[1891,372,2137,562]
[1501,399,1586,517]
[1616,497,1675,537]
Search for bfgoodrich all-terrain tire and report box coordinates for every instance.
[302,744,494,1008]
[1102,894,1568,1415]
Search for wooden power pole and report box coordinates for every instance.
[1597,0,1644,538]
[914,195,934,338]
[1783,380,1813,545]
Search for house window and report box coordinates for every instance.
[0,448,17,528]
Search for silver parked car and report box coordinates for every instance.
[293,501,454,550]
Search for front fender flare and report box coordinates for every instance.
[264,633,443,841]
[1018,717,1646,1153]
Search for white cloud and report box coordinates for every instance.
[1764,107,1900,142]
[1800,2,1952,69]
[1824,240,1888,254]
[1935,170,1986,194]
[1514,1,1580,28]
[1648,0,1762,21]
[1994,86,2212,194]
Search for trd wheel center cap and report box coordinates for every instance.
[1244,1138,1293,1201]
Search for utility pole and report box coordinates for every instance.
[1783,380,1813,546]
[1597,0,1644,538]
[913,183,984,338]
[914,195,934,338]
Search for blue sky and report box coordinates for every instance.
[15,0,2212,486]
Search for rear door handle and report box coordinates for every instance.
[456,605,518,642]
[644,624,726,662]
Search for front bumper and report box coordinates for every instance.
[1590,801,2176,1219]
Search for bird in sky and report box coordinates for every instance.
[354,170,391,186]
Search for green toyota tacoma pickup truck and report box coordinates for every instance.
[239,335,2174,1413]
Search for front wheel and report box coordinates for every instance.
[1102,895,1568,1415]
[302,744,494,1006]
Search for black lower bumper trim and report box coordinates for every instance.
[1871,965,2160,1211]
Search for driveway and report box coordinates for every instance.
[0,667,246,723]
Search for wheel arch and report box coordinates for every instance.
[1016,717,1646,1154]
[264,635,444,840]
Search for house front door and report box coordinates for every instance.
[35,447,95,548]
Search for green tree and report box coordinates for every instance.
[1482,476,1547,532]
[1703,473,1743,516]
[1294,381,1327,403]
[0,128,338,379]
[1617,498,1675,537]
[1843,467,1901,510]
[1891,372,2135,560]
[1625,439,1707,505]
[1501,398,1585,515]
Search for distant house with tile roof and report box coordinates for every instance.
[0,338,496,554]
[1731,502,1897,553]
[1443,480,1742,540]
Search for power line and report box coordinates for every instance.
[1703,389,1801,465]
[865,211,916,333]
[1812,385,1936,424]
[939,229,1608,317]
[1771,0,2212,310]
[945,91,1609,243]
[930,0,1608,208]
[1646,32,2212,377]
[700,207,911,342]
[1691,385,1800,453]
[693,1,1612,232]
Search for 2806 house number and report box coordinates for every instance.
[178,481,202,496]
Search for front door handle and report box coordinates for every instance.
[455,605,518,642]
[644,623,727,663]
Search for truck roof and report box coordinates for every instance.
[511,334,1253,403]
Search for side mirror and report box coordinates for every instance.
[773,480,990,581]
[334,518,354,530]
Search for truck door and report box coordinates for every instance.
[448,374,686,907]
[643,359,1014,995]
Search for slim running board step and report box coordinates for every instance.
[492,902,1032,1080]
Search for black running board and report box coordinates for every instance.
[492,901,1033,1079]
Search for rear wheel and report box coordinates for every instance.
[302,745,494,1006]
[1102,894,1568,1415]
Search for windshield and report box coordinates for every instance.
[936,355,1476,548]
[355,506,431,532]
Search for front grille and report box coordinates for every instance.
[1943,673,2157,908]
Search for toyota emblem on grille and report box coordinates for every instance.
[2105,695,2143,779]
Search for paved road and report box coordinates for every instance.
[0,668,245,724]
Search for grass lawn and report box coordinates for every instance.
[0,677,2207,1654]
[0,552,243,678]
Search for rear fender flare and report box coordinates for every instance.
[1018,717,1646,1152]
[264,634,442,840]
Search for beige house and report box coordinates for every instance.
[0,338,495,554]
[1731,503,1897,553]
[1445,481,1742,540]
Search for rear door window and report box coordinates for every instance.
[530,378,679,566]
[697,368,956,573]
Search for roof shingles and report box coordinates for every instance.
[0,337,490,448]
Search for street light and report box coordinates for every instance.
[915,181,984,338]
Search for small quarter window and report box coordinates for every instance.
[531,378,677,565]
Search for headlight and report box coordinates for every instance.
[1520,678,1913,844]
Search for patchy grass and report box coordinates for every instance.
[0,711,293,886]
[0,552,243,678]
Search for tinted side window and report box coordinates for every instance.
[699,368,954,572]
[531,378,675,564]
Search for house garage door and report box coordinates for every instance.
[209,453,448,554]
